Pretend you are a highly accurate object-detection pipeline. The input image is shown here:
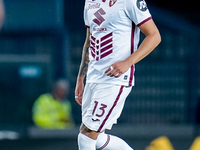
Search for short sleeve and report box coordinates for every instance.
[84,2,90,28]
[124,0,152,27]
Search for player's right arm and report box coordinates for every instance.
[75,28,90,105]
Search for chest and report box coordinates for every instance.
[85,0,127,27]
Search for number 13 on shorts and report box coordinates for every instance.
[92,101,108,118]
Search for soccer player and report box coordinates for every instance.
[0,0,4,30]
[75,0,161,149]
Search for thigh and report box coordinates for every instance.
[82,83,95,118]
[82,83,132,132]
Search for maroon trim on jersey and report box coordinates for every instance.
[97,86,124,132]
[100,44,112,53]
[91,41,95,47]
[97,135,111,150]
[91,50,95,58]
[137,17,152,27]
[129,22,135,86]
[101,32,113,41]
[100,38,113,47]
[100,49,113,59]
[91,35,96,42]
[129,65,134,86]
[130,23,134,54]
[91,46,95,53]
[85,25,90,28]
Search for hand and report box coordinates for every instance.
[75,76,84,105]
[105,60,131,78]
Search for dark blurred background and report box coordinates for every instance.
[0,0,200,150]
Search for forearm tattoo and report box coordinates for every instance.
[78,47,89,77]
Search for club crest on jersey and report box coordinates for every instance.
[109,0,117,7]
[136,0,148,12]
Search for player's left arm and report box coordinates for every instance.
[105,19,161,77]
[130,19,161,64]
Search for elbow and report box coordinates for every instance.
[152,31,161,48]
[155,29,161,45]
[148,31,161,52]
[147,30,161,48]
[157,32,161,45]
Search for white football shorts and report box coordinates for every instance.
[82,83,132,132]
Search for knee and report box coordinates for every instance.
[79,123,93,133]
[79,123,99,140]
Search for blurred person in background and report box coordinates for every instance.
[32,79,75,129]
[0,0,5,30]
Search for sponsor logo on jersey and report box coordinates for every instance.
[87,3,101,10]
[93,27,107,31]
[109,0,117,7]
[136,0,148,12]
[93,8,106,26]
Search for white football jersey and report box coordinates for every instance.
[84,0,152,86]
